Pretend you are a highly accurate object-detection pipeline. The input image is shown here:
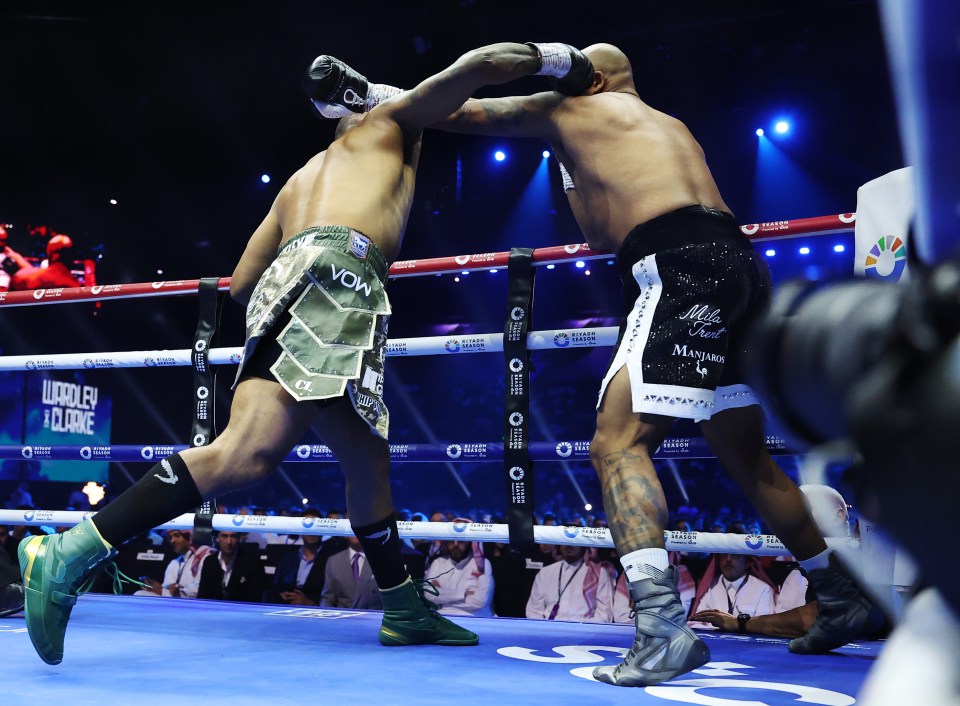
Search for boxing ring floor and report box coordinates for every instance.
[1,595,879,706]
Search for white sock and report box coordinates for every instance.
[621,548,669,583]
[799,548,832,572]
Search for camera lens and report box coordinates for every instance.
[747,278,904,445]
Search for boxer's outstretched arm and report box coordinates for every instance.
[432,92,563,139]
[376,42,542,130]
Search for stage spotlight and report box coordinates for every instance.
[260,174,271,184]
[775,121,790,134]
[756,128,764,137]
[546,264,555,270]
[585,503,593,512]
[834,244,846,253]
[542,150,550,159]
[765,249,776,257]
[489,268,498,273]
[575,260,585,268]
[494,150,506,162]
[799,246,811,255]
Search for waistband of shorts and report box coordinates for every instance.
[279,226,389,282]
[617,204,748,268]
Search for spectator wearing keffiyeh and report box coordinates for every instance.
[526,544,614,623]
[688,552,778,623]
[135,529,213,598]
[424,520,494,617]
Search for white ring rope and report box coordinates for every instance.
[0,510,858,556]
[0,327,620,372]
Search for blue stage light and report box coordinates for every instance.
[260,174,271,184]
[575,261,585,268]
[775,121,790,134]
[756,128,764,137]
[765,249,776,257]
[494,150,506,162]
[542,150,550,159]
[799,246,811,255]
[546,264,555,270]
[489,268,498,273]
[833,244,845,253]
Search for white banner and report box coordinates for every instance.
[853,166,914,282]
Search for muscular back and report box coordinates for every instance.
[275,113,419,262]
[552,92,730,252]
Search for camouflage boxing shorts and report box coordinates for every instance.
[234,225,391,438]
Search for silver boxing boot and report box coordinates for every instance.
[594,566,710,686]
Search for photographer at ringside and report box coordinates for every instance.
[746,2,959,703]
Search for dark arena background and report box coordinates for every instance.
[0,0,899,512]
[1,3,938,705]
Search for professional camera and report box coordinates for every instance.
[748,256,960,457]
[746,255,960,616]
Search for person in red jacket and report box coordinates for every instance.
[12,234,81,289]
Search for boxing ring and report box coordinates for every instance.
[0,213,884,705]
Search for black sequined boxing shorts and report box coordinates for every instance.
[597,205,771,422]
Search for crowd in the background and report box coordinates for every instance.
[4,478,852,636]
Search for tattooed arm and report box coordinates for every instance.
[433,91,564,141]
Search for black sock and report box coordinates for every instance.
[352,515,408,591]
[92,453,203,547]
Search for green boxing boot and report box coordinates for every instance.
[378,577,479,646]
[18,518,116,665]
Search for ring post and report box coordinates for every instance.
[190,277,223,546]
[503,248,536,550]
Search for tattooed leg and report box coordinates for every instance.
[592,367,676,554]
[599,449,669,552]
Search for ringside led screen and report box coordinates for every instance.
[10,370,113,483]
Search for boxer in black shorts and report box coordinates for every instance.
[599,205,770,423]
[434,42,882,685]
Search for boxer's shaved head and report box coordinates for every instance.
[582,43,635,91]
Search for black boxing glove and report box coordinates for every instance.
[525,42,595,96]
[1,254,20,276]
[302,54,402,119]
